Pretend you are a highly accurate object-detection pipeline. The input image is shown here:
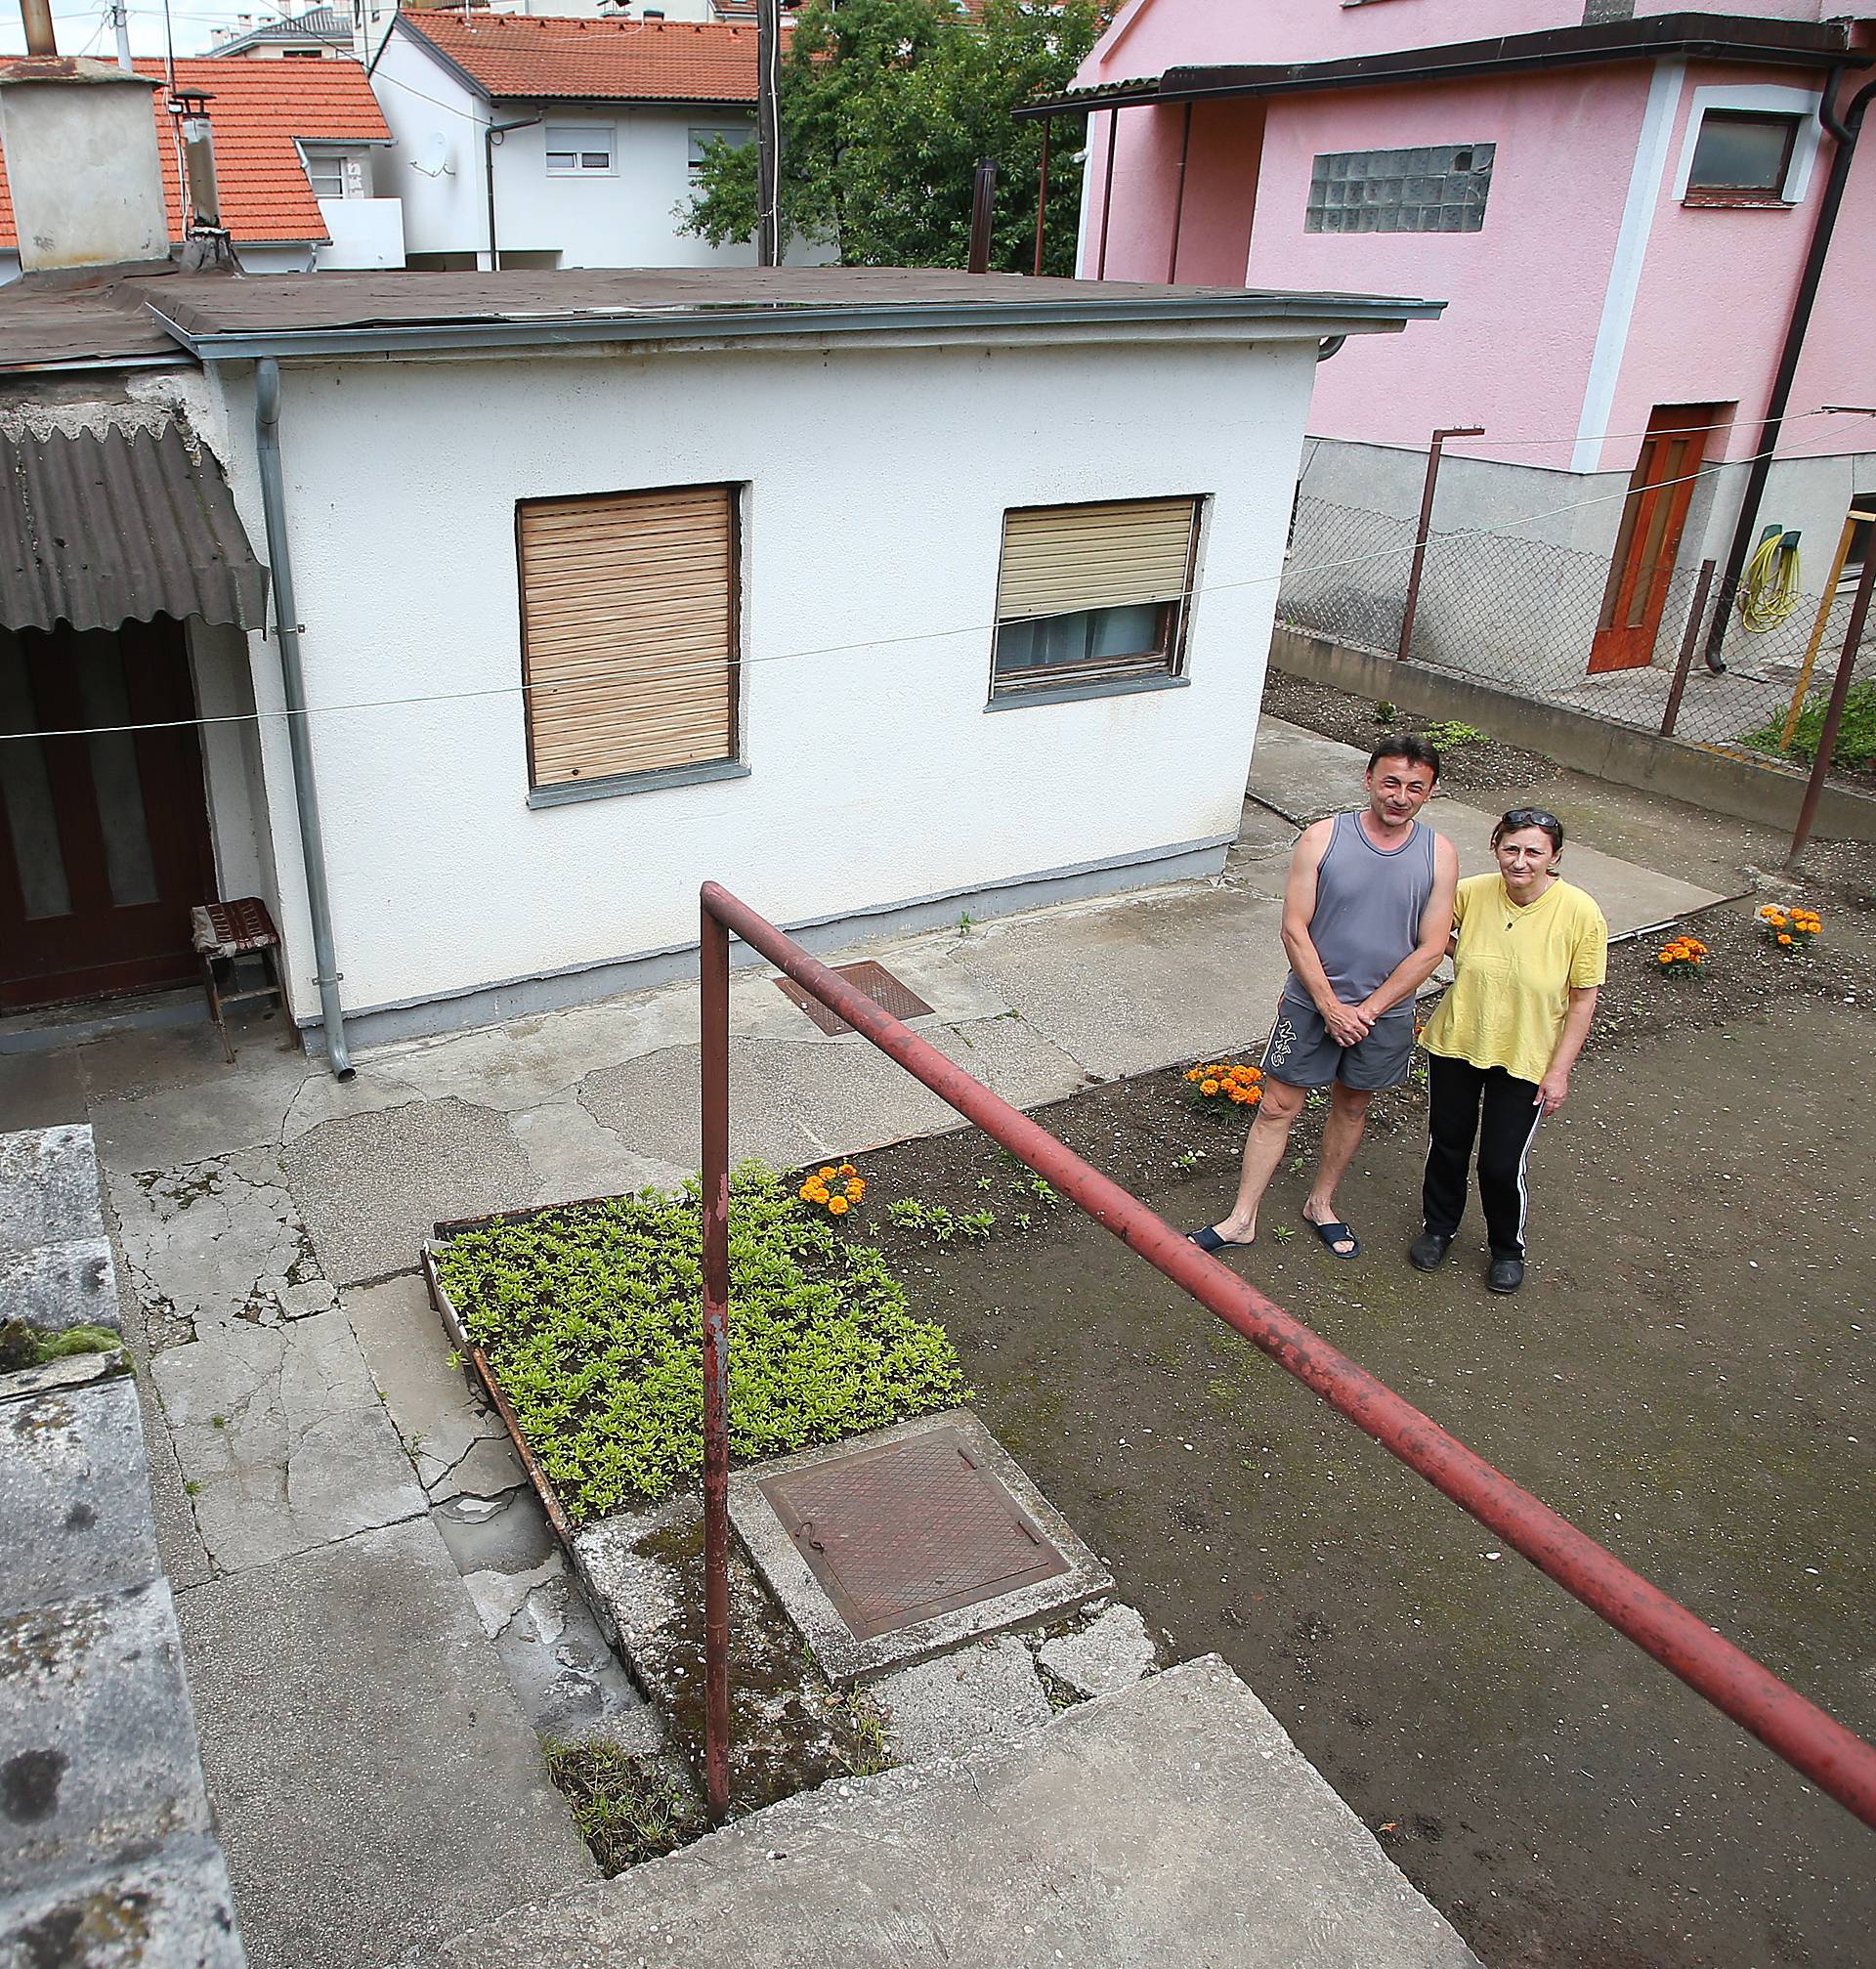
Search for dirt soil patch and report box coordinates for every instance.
[831,994,1875,1969]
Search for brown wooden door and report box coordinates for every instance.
[0,617,217,1009]
[1588,404,1718,674]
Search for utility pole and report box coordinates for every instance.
[111,2,133,72]
[754,0,781,268]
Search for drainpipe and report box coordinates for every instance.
[484,114,538,272]
[254,359,355,1080]
[1703,63,1876,672]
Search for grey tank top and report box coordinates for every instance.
[1282,809,1435,1011]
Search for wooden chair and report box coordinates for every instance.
[191,897,284,1065]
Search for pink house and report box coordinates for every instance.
[1035,3,1876,680]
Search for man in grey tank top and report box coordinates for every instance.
[1190,737,1457,1260]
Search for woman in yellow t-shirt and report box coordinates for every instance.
[1410,808,1606,1295]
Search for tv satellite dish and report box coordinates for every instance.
[411,131,454,179]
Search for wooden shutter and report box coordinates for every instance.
[518,484,735,788]
[995,498,1197,621]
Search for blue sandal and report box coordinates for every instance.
[1186,1225,1255,1252]
[1303,1214,1360,1259]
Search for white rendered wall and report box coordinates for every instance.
[314,195,405,268]
[209,333,1317,1022]
[369,32,490,259]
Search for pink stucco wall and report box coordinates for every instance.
[1082,0,1835,86]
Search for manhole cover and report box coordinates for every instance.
[756,1427,1070,1640]
[774,960,935,1036]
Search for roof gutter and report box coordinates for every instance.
[253,356,354,1080]
[1017,11,1855,116]
[149,291,1443,363]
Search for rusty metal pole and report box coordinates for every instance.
[19,0,56,56]
[1786,544,1876,868]
[1095,107,1117,278]
[1658,560,1717,739]
[1032,117,1050,277]
[1397,425,1482,661]
[966,156,997,274]
[1166,101,1192,282]
[698,896,733,1819]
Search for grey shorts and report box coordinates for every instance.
[1262,994,1415,1092]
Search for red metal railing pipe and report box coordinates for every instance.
[699,902,734,1819]
[699,881,1876,1830]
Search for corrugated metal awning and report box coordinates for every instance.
[0,423,267,633]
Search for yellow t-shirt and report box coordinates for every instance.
[1421,875,1607,1086]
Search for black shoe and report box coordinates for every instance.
[1487,1257,1525,1294]
[1408,1229,1453,1272]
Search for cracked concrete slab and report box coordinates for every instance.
[509,1094,688,1208]
[110,1152,338,1348]
[344,1275,518,1502]
[432,1486,654,1747]
[149,1308,426,1574]
[873,1632,1053,1766]
[277,1097,535,1286]
[83,1044,309,1176]
[956,883,1292,1083]
[1035,1604,1159,1700]
[175,1517,595,1969]
[730,939,1013,1045]
[279,1063,424,1147]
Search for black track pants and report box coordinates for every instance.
[1421,1054,1544,1260]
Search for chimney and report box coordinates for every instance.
[170,88,239,273]
[0,58,168,274]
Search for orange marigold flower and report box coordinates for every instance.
[1246,1087,1263,1104]
[1777,933,1793,945]
[1184,1068,1201,1083]
[819,1166,836,1181]
[1199,1079,1220,1096]
[838,1162,858,1177]
[828,1194,849,1215]
[845,1178,865,1198]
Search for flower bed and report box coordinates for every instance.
[430,1161,966,1525]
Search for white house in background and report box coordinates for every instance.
[206,7,356,58]
[369,13,818,270]
[0,253,1435,1045]
[0,56,402,279]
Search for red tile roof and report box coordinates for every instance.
[0,58,390,250]
[404,15,771,104]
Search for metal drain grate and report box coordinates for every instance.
[757,1427,1070,1640]
[774,960,935,1036]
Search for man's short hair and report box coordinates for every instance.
[1367,734,1441,781]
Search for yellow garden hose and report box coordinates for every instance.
[1737,528,1803,632]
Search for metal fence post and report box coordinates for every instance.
[967,157,997,274]
[699,894,733,1819]
[1398,425,1483,661]
[1787,545,1876,868]
[1658,560,1717,738]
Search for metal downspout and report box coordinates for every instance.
[1703,64,1876,671]
[484,115,538,272]
[253,358,354,1080]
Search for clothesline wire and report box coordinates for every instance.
[1,430,1850,747]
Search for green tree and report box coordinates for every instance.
[682,0,1106,276]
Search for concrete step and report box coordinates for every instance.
[395,1655,1480,1969]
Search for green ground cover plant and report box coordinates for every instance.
[1737,679,1876,771]
[433,1162,966,1523]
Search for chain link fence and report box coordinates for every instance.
[1277,494,1876,778]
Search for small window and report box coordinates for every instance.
[517,484,738,791]
[1685,110,1799,200]
[991,498,1200,697]
[303,151,346,199]
[1306,143,1494,235]
[545,124,615,175]
[689,124,753,177]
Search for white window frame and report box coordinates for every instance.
[1672,85,1822,206]
[545,123,617,177]
[688,124,752,178]
[299,145,349,200]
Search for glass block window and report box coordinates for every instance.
[1306,144,1495,235]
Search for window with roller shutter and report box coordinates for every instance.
[991,496,1202,698]
[516,483,739,794]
